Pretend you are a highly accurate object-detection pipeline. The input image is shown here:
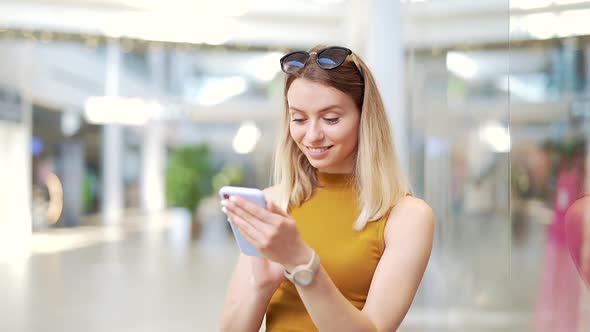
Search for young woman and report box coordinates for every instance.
[220,45,435,331]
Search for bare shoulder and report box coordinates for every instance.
[389,196,434,220]
[385,196,435,244]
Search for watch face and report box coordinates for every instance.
[294,270,313,286]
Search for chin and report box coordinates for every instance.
[309,160,339,172]
[306,159,329,170]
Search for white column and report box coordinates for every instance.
[0,108,32,262]
[0,44,33,261]
[344,0,367,52]
[101,40,123,223]
[140,45,166,212]
[140,122,165,212]
[365,0,409,175]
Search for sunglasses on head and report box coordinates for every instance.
[280,46,353,74]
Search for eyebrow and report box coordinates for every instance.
[288,105,342,114]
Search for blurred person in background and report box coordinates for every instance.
[565,186,590,322]
[219,45,435,332]
[535,139,586,332]
[564,142,590,330]
[511,142,553,244]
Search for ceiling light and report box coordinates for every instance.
[232,121,261,154]
[197,77,248,106]
[479,122,511,153]
[84,96,161,126]
[446,52,478,79]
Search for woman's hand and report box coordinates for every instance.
[249,256,286,292]
[221,196,312,272]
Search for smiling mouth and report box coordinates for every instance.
[306,146,333,153]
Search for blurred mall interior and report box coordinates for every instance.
[1,0,590,331]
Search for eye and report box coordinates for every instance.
[324,118,339,124]
[291,118,306,122]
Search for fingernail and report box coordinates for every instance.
[220,200,228,206]
[221,206,227,214]
[229,196,237,202]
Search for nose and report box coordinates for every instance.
[305,120,324,143]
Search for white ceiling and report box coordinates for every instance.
[3,0,590,50]
[0,0,350,48]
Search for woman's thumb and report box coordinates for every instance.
[266,197,288,217]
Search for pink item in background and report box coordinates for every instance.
[565,196,590,289]
[534,165,585,332]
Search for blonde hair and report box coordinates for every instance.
[272,45,411,230]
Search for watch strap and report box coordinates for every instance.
[284,249,320,285]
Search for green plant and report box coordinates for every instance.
[165,144,214,215]
[212,164,245,193]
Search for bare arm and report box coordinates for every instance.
[361,197,435,330]
[220,187,284,332]
[219,254,273,332]
[289,266,378,331]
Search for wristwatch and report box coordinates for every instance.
[284,249,320,287]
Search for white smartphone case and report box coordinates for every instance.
[218,186,266,256]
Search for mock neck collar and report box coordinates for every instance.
[316,171,354,189]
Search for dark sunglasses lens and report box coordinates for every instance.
[281,52,308,73]
[317,48,350,69]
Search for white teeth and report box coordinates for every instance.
[308,147,330,153]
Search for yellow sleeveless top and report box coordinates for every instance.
[265,172,391,331]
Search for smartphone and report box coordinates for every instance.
[218,186,266,256]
